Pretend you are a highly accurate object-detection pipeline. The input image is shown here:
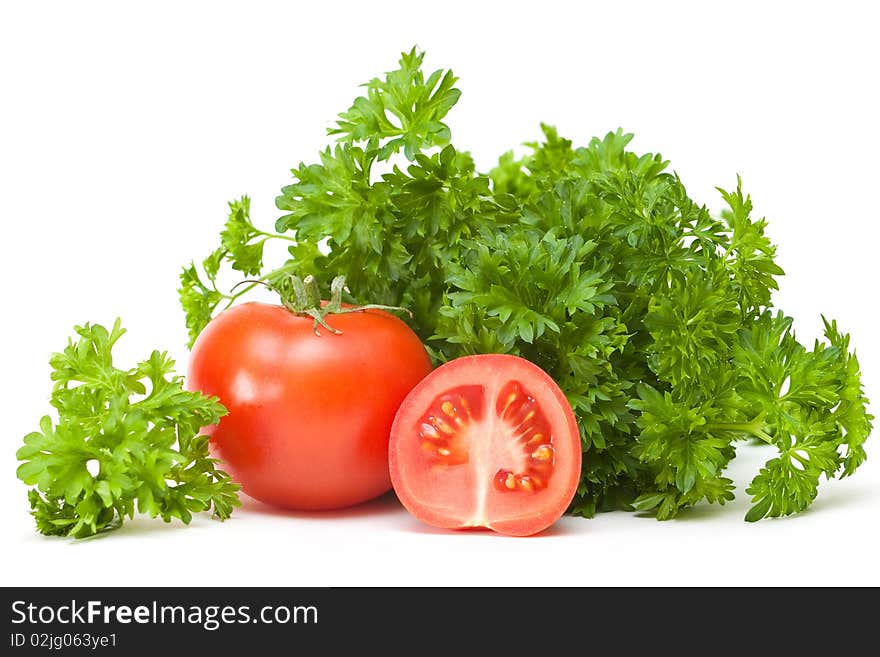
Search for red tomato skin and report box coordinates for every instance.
[389,354,581,537]
[187,302,433,511]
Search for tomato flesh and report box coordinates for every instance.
[389,354,581,536]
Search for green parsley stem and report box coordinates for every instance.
[220,282,259,310]
[256,230,298,243]
[706,413,774,444]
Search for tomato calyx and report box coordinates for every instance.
[232,274,411,336]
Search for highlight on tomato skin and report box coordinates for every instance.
[388,354,582,537]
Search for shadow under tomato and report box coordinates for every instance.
[238,489,407,520]
[396,513,579,538]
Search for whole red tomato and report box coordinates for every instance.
[187,300,432,510]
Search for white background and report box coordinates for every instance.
[2,0,878,587]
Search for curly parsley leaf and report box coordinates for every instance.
[718,178,785,318]
[221,196,265,276]
[628,379,739,519]
[178,196,297,348]
[734,313,874,520]
[178,263,223,348]
[329,47,460,160]
[16,320,240,538]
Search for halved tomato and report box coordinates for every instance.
[388,354,581,536]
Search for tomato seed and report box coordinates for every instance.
[428,415,455,435]
[526,432,545,446]
[531,445,554,462]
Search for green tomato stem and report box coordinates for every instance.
[231,274,412,336]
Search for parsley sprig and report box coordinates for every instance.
[17,320,240,537]
[180,48,872,521]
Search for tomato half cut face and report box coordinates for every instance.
[389,354,582,536]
